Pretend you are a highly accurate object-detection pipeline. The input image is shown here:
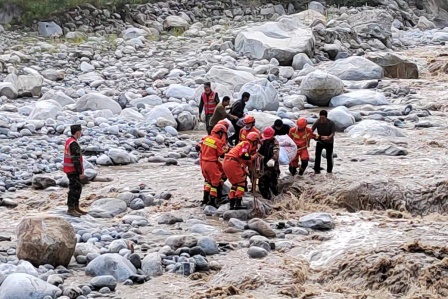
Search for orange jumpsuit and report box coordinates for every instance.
[239,127,260,142]
[288,127,314,168]
[223,141,254,199]
[200,135,226,197]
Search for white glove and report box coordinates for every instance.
[267,159,275,167]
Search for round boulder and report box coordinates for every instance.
[300,70,344,106]
[16,215,76,267]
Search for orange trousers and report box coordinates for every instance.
[201,160,223,197]
[290,149,309,168]
[223,157,247,199]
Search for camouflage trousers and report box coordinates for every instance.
[258,166,280,200]
[67,173,82,208]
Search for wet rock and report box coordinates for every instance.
[141,253,163,277]
[90,275,117,291]
[189,246,206,257]
[31,175,56,189]
[128,253,142,269]
[327,56,384,81]
[300,70,344,106]
[365,52,418,79]
[85,253,137,282]
[222,209,249,221]
[165,235,198,249]
[298,213,334,230]
[247,247,268,259]
[328,106,356,131]
[0,273,62,298]
[192,255,209,271]
[88,198,127,218]
[239,79,279,111]
[345,120,406,138]
[197,237,219,255]
[248,218,276,238]
[16,215,76,267]
[366,145,408,156]
[330,90,389,108]
[242,230,260,239]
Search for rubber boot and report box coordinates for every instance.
[289,166,297,176]
[67,206,81,217]
[75,204,88,215]
[217,185,223,201]
[201,191,210,206]
[234,198,247,210]
[229,199,236,210]
[207,196,218,208]
[298,168,304,176]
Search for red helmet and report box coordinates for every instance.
[211,124,227,135]
[243,115,255,125]
[246,132,260,142]
[262,127,275,140]
[217,120,230,129]
[297,118,307,129]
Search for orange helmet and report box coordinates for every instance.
[217,120,230,129]
[297,118,307,129]
[262,127,275,140]
[211,124,227,135]
[243,115,255,125]
[246,132,260,142]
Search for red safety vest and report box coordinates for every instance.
[202,91,217,115]
[63,137,84,174]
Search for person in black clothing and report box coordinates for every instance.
[228,92,251,146]
[311,110,336,174]
[271,119,291,136]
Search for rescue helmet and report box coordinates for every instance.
[243,115,255,125]
[217,120,230,129]
[297,118,307,129]
[246,132,260,142]
[211,124,227,135]
[262,127,275,140]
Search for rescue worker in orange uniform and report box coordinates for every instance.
[288,118,315,176]
[239,115,260,142]
[199,124,228,208]
[223,132,261,210]
[63,125,87,217]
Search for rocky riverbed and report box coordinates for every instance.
[1,0,448,298]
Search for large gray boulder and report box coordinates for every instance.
[176,111,195,131]
[327,56,384,81]
[298,213,334,230]
[16,215,76,267]
[0,82,18,99]
[300,70,345,106]
[141,253,163,277]
[37,21,63,37]
[205,66,255,91]
[365,52,419,79]
[28,100,63,121]
[130,95,163,107]
[239,79,279,111]
[330,90,389,108]
[76,93,122,114]
[345,119,406,138]
[166,84,195,100]
[0,273,62,299]
[88,198,127,218]
[17,75,44,97]
[163,15,189,30]
[292,53,313,70]
[108,148,134,165]
[248,111,280,131]
[328,106,356,131]
[85,254,137,282]
[235,21,314,64]
[145,106,177,128]
[346,9,393,47]
[39,90,75,107]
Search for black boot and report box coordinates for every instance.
[230,199,236,210]
[207,196,218,208]
[217,185,223,200]
[235,198,247,210]
[289,166,297,176]
[201,191,210,206]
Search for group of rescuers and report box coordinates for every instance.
[61,82,335,217]
[196,82,335,210]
